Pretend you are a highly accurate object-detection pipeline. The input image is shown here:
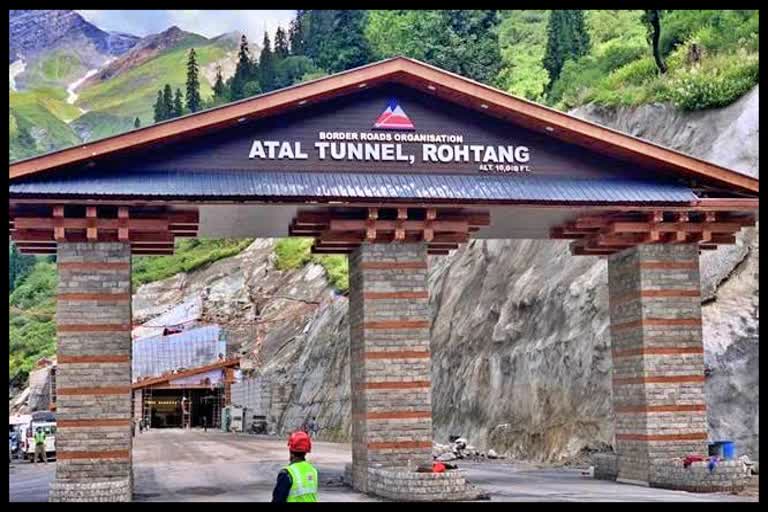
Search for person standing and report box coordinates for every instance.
[202,416,207,432]
[307,417,318,439]
[32,428,47,464]
[271,431,318,502]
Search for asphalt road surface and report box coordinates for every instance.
[8,430,757,502]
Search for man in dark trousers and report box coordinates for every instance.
[32,428,47,464]
[271,431,318,502]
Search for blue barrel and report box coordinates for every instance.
[721,441,736,460]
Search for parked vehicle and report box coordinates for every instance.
[9,432,19,459]
[9,415,31,460]
[24,422,56,461]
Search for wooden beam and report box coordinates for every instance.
[13,217,172,231]
[428,243,459,250]
[118,207,129,241]
[311,246,354,254]
[86,206,97,241]
[608,222,746,234]
[572,246,615,256]
[329,219,470,232]
[13,229,174,244]
[424,207,436,242]
[53,206,65,241]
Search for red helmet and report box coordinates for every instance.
[288,431,312,453]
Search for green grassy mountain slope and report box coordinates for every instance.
[77,34,234,123]
[495,10,759,110]
[8,28,238,161]
[19,49,91,91]
[9,88,81,161]
[69,111,136,143]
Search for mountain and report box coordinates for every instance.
[8,15,242,161]
[75,29,241,122]
[9,10,139,85]
[81,26,209,87]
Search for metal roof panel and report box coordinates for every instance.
[9,170,697,204]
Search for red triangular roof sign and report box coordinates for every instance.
[373,99,415,130]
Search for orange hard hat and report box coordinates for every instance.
[288,431,312,453]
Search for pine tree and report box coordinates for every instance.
[274,26,289,59]
[258,31,276,92]
[304,10,372,73]
[212,65,226,100]
[185,48,202,113]
[329,10,372,73]
[303,10,336,66]
[134,117,141,128]
[230,34,253,101]
[153,90,165,122]
[543,10,591,91]
[162,84,174,119]
[173,88,184,118]
[641,10,668,74]
[288,10,305,56]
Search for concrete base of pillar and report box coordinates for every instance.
[648,460,748,493]
[343,463,484,501]
[49,478,132,502]
[593,454,748,493]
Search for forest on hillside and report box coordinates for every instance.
[155,9,760,119]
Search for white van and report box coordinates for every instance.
[24,422,56,461]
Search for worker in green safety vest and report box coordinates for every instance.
[32,428,47,464]
[271,430,318,502]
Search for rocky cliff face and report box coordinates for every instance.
[133,87,759,462]
[9,10,138,65]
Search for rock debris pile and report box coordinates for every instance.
[432,437,507,462]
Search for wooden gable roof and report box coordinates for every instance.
[8,56,758,196]
[132,358,239,390]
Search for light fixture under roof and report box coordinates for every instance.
[358,83,367,88]
[298,100,308,106]
[545,126,555,132]
[480,103,489,109]
[237,117,247,123]
[427,84,436,91]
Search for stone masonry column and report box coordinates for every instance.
[50,243,133,502]
[348,243,432,493]
[607,244,707,487]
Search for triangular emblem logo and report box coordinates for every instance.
[373,99,415,130]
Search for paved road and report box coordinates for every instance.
[461,462,757,502]
[9,430,758,502]
[132,429,377,502]
[8,459,55,502]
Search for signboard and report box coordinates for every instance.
[246,98,531,173]
[117,84,645,181]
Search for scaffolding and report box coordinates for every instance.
[142,388,153,427]
[182,390,191,429]
[133,325,226,380]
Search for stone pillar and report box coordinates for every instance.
[348,243,432,493]
[607,244,707,487]
[50,243,133,502]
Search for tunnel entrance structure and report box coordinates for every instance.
[8,57,758,501]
